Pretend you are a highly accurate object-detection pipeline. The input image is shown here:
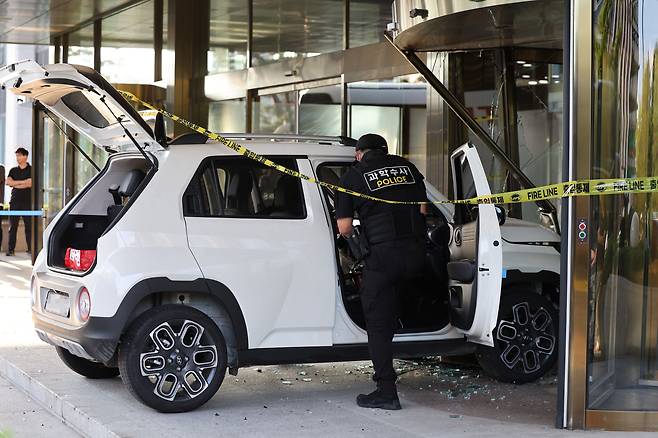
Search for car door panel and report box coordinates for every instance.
[184,158,337,349]
[448,144,503,347]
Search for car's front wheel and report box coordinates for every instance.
[118,305,227,412]
[475,290,558,383]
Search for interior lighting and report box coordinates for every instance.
[522,74,531,79]
[523,63,532,68]
[528,80,538,85]
[516,60,526,64]
[539,79,549,84]
[552,74,560,79]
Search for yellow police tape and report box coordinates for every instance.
[118,91,658,206]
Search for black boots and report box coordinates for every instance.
[356,388,401,410]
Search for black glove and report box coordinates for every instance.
[345,228,369,262]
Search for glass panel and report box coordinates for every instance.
[348,75,426,163]
[514,60,563,223]
[42,117,65,223]
[349,0,392,48]
[447,50,563,224]
[252,0,343,66]
[101,1,155,84]
[299,84,341,136]
[74,136,109,194]
[208,99,246,133]
[186,158,305,218]
[252,91,296,134]
[451,51,507,198]
[67,23,94,67]
[209,0,248,73]
[0,45,5,164]
[350,105,400,153]
[587,0,658,411]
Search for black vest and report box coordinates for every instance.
[350,150,426,244]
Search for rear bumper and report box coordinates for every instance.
[33,311,119,363]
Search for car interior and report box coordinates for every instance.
[317,164,451,333]
[48,156,150,271]
[182,157,306,218]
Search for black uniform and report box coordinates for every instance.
[7,164,32,253]
[0,164,4,251]
[336,148,427,396]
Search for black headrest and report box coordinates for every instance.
[119,169,146,197]
[227,170,253,198]
[274,175,300,212]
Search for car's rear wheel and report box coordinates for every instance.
[118,305,227,412]
[475,291,558,383]
[56,346,120,379]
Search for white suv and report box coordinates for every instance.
[3,61,561,413]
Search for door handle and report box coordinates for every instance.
[478,267,490,272]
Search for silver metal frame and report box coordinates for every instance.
[218,133,355,146]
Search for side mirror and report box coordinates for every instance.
[495,205,506,226]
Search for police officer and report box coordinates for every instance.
[336,133,427,410]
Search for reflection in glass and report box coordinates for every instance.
[68,24,94,67]
[208,99,246,133]
[588,0,658,411]
[514,61,563,222]
[450,51,507,197]
[252,91,296,134]
[299,85,341,136]
[349,0,392,48]
[209,0,248,73]
[43,118,65,223]
[252,0,342,66]
[74,136,108,194]
[447,50,563,225]
[101,1,156,84]
[348,76,426,170]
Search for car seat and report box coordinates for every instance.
[270,175,303,217]
[107,169,146,223]
[225,170,253,215]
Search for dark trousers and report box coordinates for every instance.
[8,203,31,253]
[360,238,425,394]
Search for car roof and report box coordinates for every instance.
[165,138,356,159]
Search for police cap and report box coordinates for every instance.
[355,133,388,153]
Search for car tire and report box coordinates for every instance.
[475,291,558,383]
[118,304,227,413]
[55,346,120,379]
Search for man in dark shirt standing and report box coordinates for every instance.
[0,163,5,252]
[336,134,428,410]
[5,147,32,256]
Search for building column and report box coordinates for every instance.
[3,44,38,203]
[167,0,210,136]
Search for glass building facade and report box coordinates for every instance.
[582,0,658,422]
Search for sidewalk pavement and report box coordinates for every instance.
[0,374,81,438]
[0,253,653,437]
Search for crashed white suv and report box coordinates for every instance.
[3,61,561,413]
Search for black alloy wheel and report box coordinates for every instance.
[118,305,227,412]
[476,290,558,383]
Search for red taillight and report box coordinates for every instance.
[65,248,96,271]
[78,287,91,321]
